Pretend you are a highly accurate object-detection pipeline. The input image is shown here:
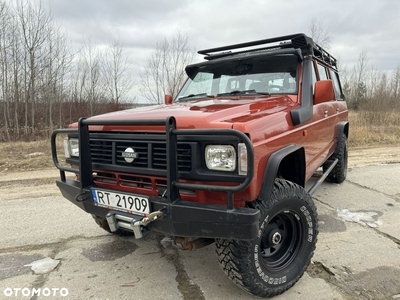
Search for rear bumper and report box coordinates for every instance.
[57,179,260,240]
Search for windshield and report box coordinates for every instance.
[176,54,299,102]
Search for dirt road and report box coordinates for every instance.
[348,145,400,168]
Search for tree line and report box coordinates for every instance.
[341,51,400,112]
[0,2,398,142]
[310,18,400,113]
[0,1,136,141]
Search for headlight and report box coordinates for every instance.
[64,138,79,158]
[205,145,236,171]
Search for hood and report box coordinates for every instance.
[74,95,299,132]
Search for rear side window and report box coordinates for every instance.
[330,70,344,100]
[311,63,317,94]
[317,64,328,80]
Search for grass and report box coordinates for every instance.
[349,110,400,146]
[0,110,398,173]
[0,138,66,172]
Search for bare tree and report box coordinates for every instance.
[0,0,134,141]
[309,18,331,49]
[16,0,51,135]
[82,39,104,115]
[0,1,11,141]
[65,55,87,123]
[353,50,369,108]
[44,23,70,131]
[10,12,23,137]
[103,40,133,105]
[140,32,195,104]
[390,65,400,102]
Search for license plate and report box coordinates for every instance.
[91,189,150,215]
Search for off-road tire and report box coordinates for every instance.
[324,134,348,183]
[92,215,134,236]
[215,179,318,298]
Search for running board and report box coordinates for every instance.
[308,158,338,196]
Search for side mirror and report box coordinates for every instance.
[165,94,173,105]
[314,80,335,104]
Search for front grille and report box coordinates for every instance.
[120,174,152,189]
[90,140,112,164]
[153,143,192,171]
[93,172,117,184]
[116,141,148,167]
[93,172,195,196]
[89,135,192,172]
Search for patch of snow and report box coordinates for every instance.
[337,209,383,227]
[24,257,60,274]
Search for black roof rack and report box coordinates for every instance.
[198,33,337,68]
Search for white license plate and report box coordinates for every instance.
[91,189,150,215]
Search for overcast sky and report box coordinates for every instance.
[39,0,400,99]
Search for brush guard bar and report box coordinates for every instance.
[51,117,260,240]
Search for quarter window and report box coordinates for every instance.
[311,63,317,94]
[330,70,344,100]
[317,64,328,81]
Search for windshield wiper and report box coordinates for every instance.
[178,93,215,102]
[216,90,270,96]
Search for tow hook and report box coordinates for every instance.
[106,210,164,239]
[139,211,165,226]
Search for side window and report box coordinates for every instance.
[330,70,344,100]
[317,64,328,81]
[311,63,317,94]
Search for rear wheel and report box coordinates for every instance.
[92,215,134,236]
[215,179,318,298]
[324,134,348,183]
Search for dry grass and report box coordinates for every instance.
[349,111,400,146]
[0,138,66,172]
[0,111,398,172]
[0,140,52,172]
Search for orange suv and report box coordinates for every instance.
[51,33,348,297]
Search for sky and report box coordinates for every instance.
[33,0,400,99]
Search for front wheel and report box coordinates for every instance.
[215,179,318,298]
[324,134,348,183]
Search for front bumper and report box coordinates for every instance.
[52,116,259,240]
[57,179,260,240]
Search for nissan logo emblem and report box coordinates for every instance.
[122,147,138,163]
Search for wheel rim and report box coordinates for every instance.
[260,211,302,272]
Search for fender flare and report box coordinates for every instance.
[334,121,349,155]
[258,145,306,201]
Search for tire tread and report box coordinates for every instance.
[215,179,318,297]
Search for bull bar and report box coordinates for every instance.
[50,116,260,240]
